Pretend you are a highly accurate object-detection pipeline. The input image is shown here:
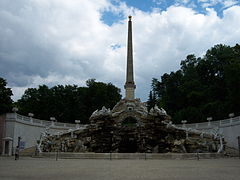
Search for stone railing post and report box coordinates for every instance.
[229,113,234,125]
[50,117,56,127]
[28,113,34,123]
[181,120,187,128]
[207,117,212,127]
[12,107,18,121]
[75,120,81,129]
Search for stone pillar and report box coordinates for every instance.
[124,16,136,99]
[1,140,5,155]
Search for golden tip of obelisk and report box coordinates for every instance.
[128,15,132,20]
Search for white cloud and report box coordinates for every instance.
[176,0,191,4]
[0,0,240,102]
[222,0,239,8]
[153,0,165,5]
[198,0,239,8]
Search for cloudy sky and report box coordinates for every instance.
[0,0,240,102]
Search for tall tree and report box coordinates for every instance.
[147,91,155,111]
[149,44,240,124]
[0,77,13,114]
[17,80,121,124]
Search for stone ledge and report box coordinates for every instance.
[36,152,225,160]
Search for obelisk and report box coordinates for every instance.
[124,16,136,100]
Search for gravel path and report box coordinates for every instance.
[0,157,240,180]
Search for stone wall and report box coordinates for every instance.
[1,113,82,154]
[0,114,6,154]
[41,101,224,154]
[176,116,240,149]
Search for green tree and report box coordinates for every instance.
[0,77,13,114]
[85,79,122,115]
[159,70,184,120]
[17,85,52,120]
[149,44,240,123]
[223,44,240,115]
[17,80,121,124]
[147,91,156,111]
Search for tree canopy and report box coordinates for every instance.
[147,44,240,124]
[0,77,13,114]
[16,79,121,124]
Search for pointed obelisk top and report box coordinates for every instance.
[124,15,136,100]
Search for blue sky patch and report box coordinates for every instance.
[101,10,125,26]
[101,0,240,25]
[111,44,122,50]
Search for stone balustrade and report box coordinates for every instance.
[6,113,85,130]
[176,116,240,149]
[176,116,240,129]
[2,113,240,154]
[1,113,87,153]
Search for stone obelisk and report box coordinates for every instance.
[124,16,136,100]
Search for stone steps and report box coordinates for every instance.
[20,146,36,156]
[225,146,239,157]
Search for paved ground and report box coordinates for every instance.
[0,157,240,180]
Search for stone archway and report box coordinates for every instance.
[118,116,138,153]
[2,137,13,156]
[119,135,138,153]
[121,116,137,127]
